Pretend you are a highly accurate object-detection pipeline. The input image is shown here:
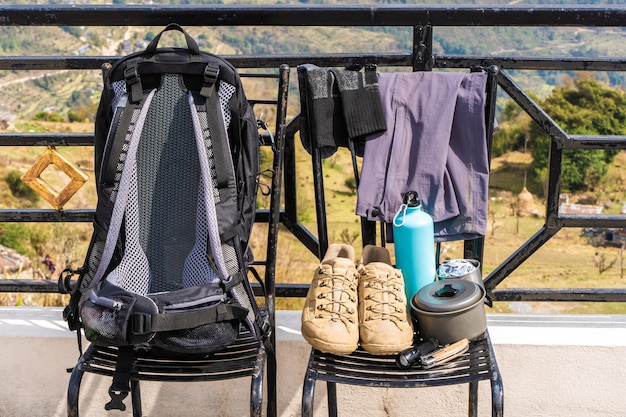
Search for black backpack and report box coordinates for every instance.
[61,23,266,357]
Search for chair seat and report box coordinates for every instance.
[302,331,503,417]
[67,326,267,417]
[77,326,265,383]
[306,333,494,388]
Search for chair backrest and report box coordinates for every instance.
[241,64,290,350]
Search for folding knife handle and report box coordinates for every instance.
[421,338,469,369]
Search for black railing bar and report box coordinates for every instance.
[281,222,320,259]
[240,73,282,78]
[275,285,308,299]
[0,280,58,293]
[4,280,626,302]
[435,56,626,72]
[0,133,275,147]
[492,288,626,303]
[0,209,93,223]
[0,279,310,298]
[0,56,115,70]
[1,134,275,148]
[249,100,280,106]
[1,5,626,27]
[4,133,617,150]
[0,208,286,223]
[564,135,626,150]
[220,53,411,69]
[0,133,93,146]
[253,209,290,226]
[483,226,559,291]
[559,214,626,229]
[497,70,570,146]
[0,54,413,71]
[4,132,626,151]
[6,54,626,73]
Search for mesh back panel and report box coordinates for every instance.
[89,73,260,338]
[137,75,210,292]
[95,75,241,295]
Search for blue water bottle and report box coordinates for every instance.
[392,191,436,305]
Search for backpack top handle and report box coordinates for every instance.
[146,23,200,56]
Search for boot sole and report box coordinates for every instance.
[302,334,358,355]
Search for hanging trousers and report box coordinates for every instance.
[356,71,489,242]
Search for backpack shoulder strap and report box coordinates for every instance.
[198,63,235,197]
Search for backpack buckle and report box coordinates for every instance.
[124,64,143,103]
[200,64,220,97]
[131,313,152,335]
[204,64,219,85]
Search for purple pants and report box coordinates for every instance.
[355,71,489,242]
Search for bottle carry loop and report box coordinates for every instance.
[393,203,408,227]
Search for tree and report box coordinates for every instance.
[492,92,538,157]
[529,78,625,193]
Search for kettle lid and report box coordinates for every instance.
[412,279,483,312]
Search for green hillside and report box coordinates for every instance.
[1,1,626,121]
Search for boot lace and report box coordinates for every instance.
[314,265,357,324]
[361,266,407,324]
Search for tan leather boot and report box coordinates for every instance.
[301,243,359,354]
[358,245,414,355]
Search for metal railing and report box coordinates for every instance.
[0,4,625,304]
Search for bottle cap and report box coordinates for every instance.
[403,190,421,207]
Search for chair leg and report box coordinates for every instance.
[67,358,85,417]
[131,380,142,417]
[486,330,504,417]
[250,353,265,417]
[301,373,316,417]
[266,348,277,417]
[327,381,338,417]
[491,370,504,417]
[468,381,478,417]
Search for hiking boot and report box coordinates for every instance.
[301,243,359,354]
[358,245,414,355]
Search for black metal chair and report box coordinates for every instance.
[299,65,503,417]
[66,64,290,417]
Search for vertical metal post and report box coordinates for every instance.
[413,25,433,72]
[545,139,564,231]
[264,64,290,417]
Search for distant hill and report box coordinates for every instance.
[1,0,626,121]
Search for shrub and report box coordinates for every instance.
[0,223,33,256]
[5,170,38,201]
[34,111,64,122]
